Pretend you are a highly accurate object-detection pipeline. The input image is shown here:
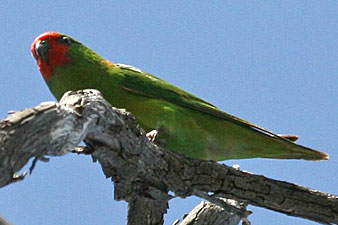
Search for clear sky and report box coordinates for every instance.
[0,1,337,225]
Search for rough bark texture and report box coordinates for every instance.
[0,89,337,225]
[174,201,244,225]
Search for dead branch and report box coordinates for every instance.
[0,89,337,225]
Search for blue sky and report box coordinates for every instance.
[1,1,337,224]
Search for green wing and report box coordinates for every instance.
[118,64,282,139]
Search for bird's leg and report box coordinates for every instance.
[146,126,168,148]
[146,130,158,142]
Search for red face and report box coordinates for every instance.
[31,31,72,80]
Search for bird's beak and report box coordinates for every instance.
[34,40,49,62]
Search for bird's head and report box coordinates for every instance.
[31,31,75,80]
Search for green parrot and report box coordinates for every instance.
[31,31,328,161]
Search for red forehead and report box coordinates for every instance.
[31,32,62,56]
[35,31,62,41]
[31,31,71,80]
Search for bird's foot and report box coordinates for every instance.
[146,126,168,147]
[146,130,159,142]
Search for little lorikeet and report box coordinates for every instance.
[31,31,328,161]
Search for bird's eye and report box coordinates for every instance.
[61,36,72,44]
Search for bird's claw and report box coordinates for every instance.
[146,130,159,142]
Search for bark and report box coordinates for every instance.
[0,89,337,225]
[174,200,246,225]
[0,215,13,225]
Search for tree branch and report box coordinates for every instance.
[0,89,337,224]
[174,200,247,225]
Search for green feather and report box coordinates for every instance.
[44,34,328,161]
